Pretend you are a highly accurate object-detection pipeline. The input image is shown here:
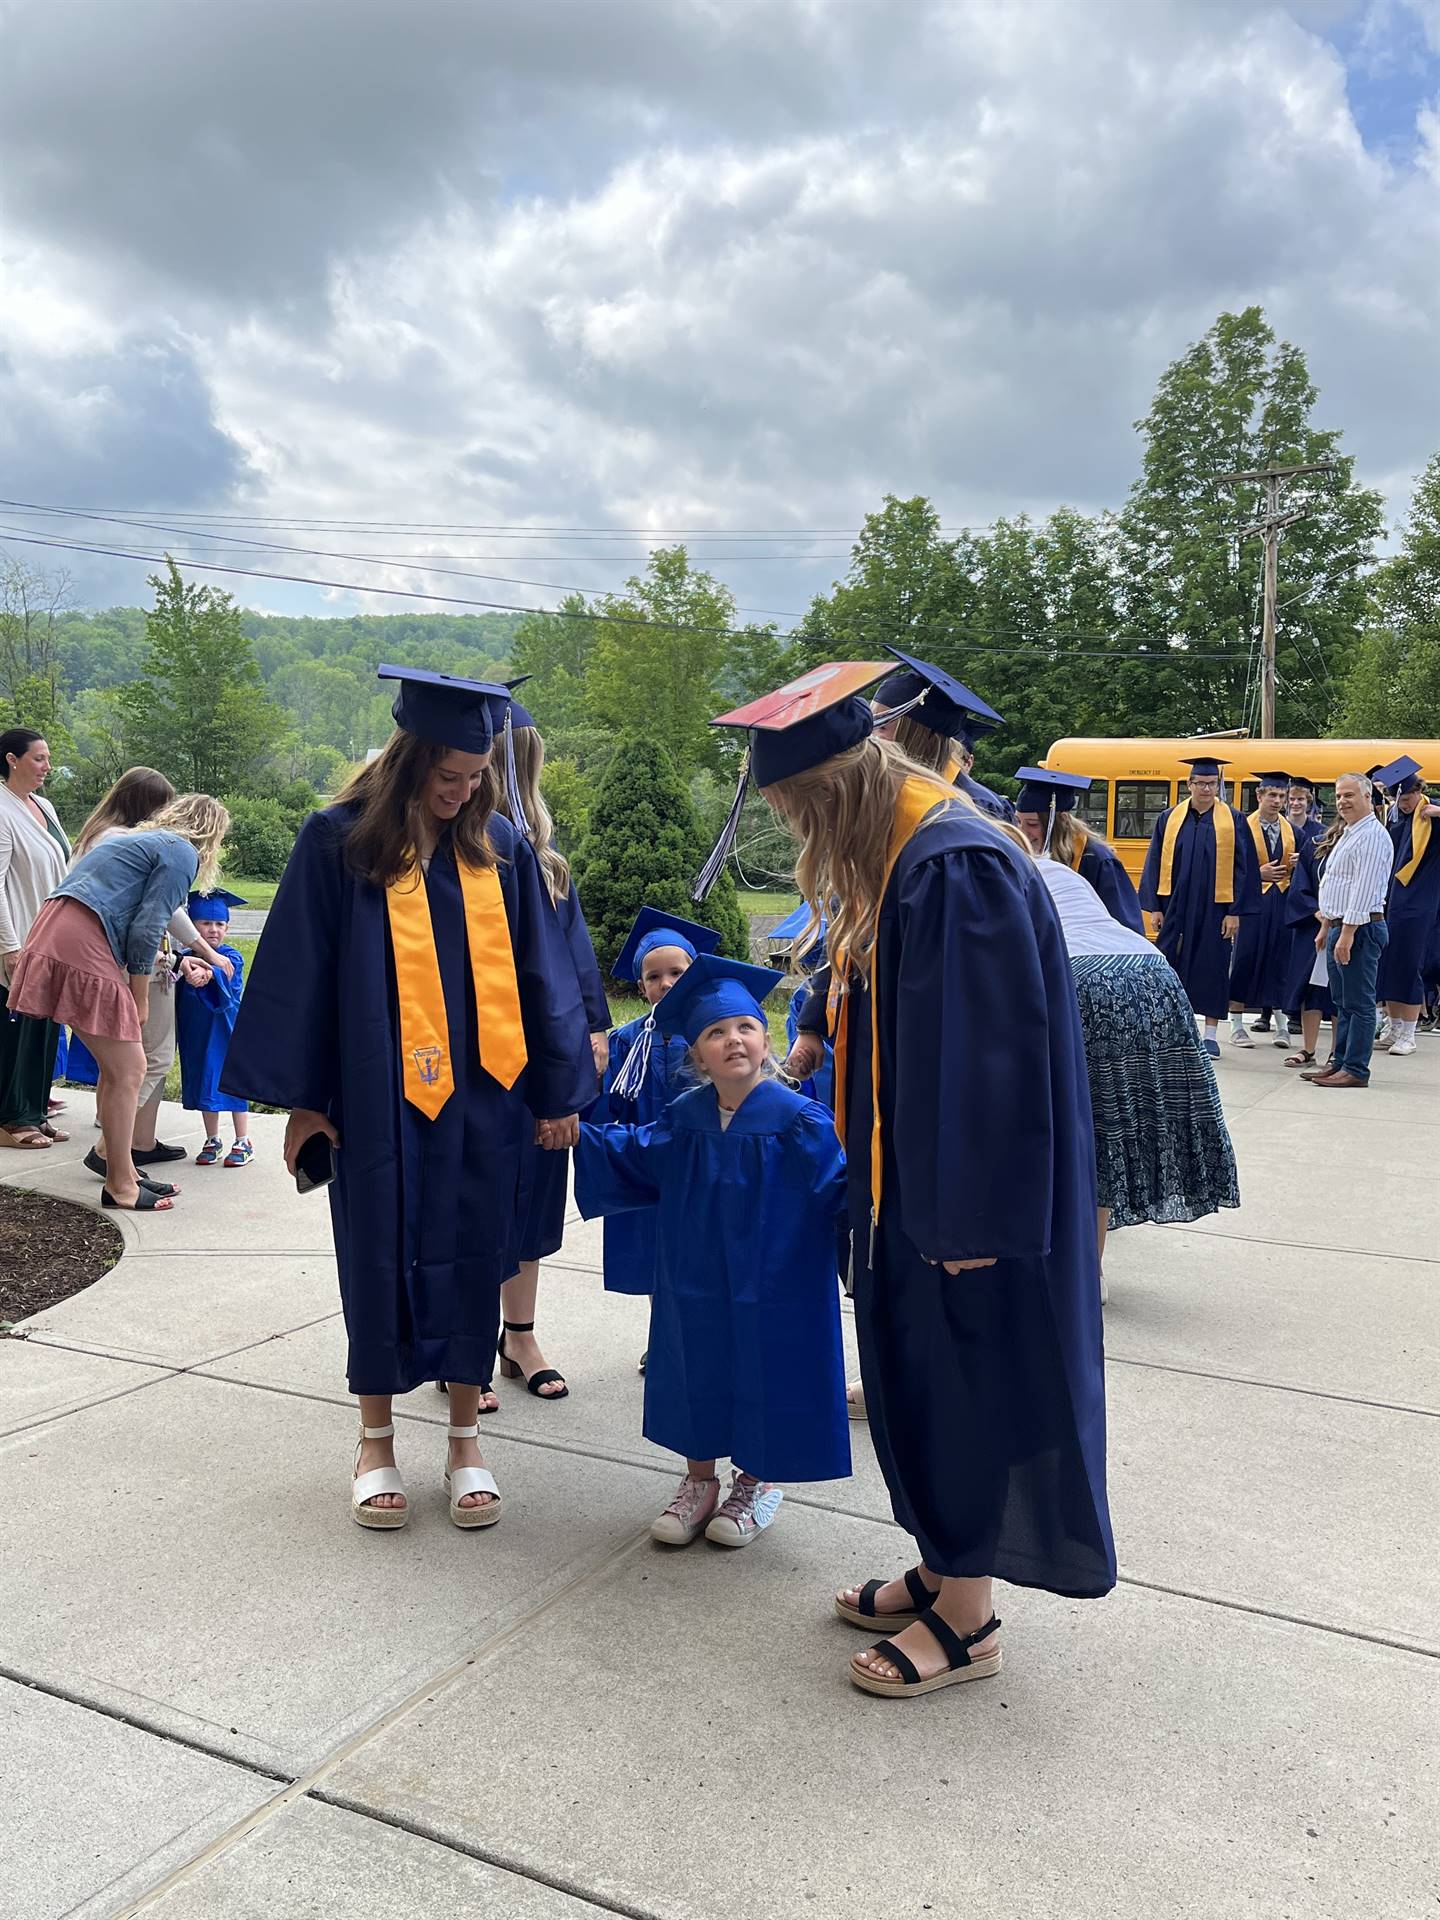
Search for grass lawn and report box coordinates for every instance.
[220,876,279,910]
[737,887,798,917]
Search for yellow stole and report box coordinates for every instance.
[828,775,951,1221]
[1395,805,1432,887]
[943,753,964,785]
[385,857,527,1119]
[1247,811,1296,892]
[1066,824,1089,872]
[1157,799,1236,905]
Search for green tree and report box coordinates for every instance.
[510,594,599,732]
[1,555,74,750]
[1118,306,1384,736]
[793,496,979,670]
[573,735,748,981]
[121,560,285,791]
[1338,454,1440,736]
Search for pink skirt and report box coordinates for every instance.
[9,898,143,1044]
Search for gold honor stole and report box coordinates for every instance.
[1067,824,1089,872]
[1157,799,1236,906]
[828,774,951,1224]
[1247,811,1296,892]
[385,858,528,1118]
[1395,805,1432,886]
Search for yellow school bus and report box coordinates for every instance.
[1043,737,1440,886]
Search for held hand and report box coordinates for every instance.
[284,1107,339,1176]
[1260,862,1286,883]
[590,1031,609,1076]
[209,951,235,981]
[1221,915,1239,940]
[783,1033,824,1079]
[178,957,212,987]
[1314,927,1327,954]
[1335,935,1354,968]
[536,1113,580,1150]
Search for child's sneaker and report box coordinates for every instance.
[650,1474,720,1546]
[196,1137,224,1166]
[223,1138,254,1167]
[705,1471,782,1548]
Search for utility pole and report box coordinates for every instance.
[1214,461,1337,738]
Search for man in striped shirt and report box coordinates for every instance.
[1304,774,1396,1089]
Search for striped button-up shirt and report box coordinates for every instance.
[1317,812,1394,926]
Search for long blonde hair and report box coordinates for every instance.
[762,736,959,980]
[494,723,569,905]
[75,767,176,857]
[134,793,231,893]
[887,714,955,774]
[1048,810,1112,865]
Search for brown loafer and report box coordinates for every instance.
[1300,1068,1339,1082]
[1313,1070,1368,1089]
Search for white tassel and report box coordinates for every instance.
[1042,794,1057,854]
[610,1013,656,1101]
[692,746,751,902]
[503,707,531,838]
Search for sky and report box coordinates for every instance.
[1,0,1437,625]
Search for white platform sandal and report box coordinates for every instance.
[443,1423,502,1529]
[352,1421,408,1530]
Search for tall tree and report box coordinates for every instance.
[1118,306,1383,737]
[120,559,284,791]
[793,496,979,670]
[0,555,74,744]
[509,593,600,732]
[1338,454,1440,736]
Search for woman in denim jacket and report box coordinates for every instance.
[10,794,231,1212]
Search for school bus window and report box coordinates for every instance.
[1115,779,1172,839]
[1073,780,1109,833]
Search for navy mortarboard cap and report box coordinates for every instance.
[187,888,246,923]
[652,953,785,1046]
[874,646,1004,747]
[1251,770,1290,789]
[612,906,722,982]
[1013,766,1093,816]
[1365,763,1387,781]
[1287,773,1316,792]
[378,664,508,754]
[1372,754,1424,794]
[501,676,536,731]
[1180,756,1229,778]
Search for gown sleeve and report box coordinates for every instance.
[557,881,611,1030]
[1084,846,1146,934]
[794,963,831,1038]
[506,833,596,1121]
[219,811,343,1112]
[1285,842,1321,927]
[190,946,246,1017]
[573,1118,667,1220]
[889,847,1060,1264]
[1230,808,1261,916]
[787,1102,848,1216]
[1138,811,1168,914]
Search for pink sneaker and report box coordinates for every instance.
[651,1474,720,1546]
[704,1471,783,1547]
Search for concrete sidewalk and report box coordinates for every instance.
[2,1042,1438,1919]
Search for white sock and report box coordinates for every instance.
[1229,1012,1247,1034]
[1396,1019,1416,1042]
[1204,1021,1218,1038]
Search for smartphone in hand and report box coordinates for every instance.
[294,1130,337,1194]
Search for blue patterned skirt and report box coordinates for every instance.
[1071,952,1240,1231]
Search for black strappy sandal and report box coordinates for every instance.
[850,1610,1003,1698]
[101,1186,175,1212]
[1284,1050,1315,1069]
[497,1320,568,1399]
[433,1379,499,1413]
[834,1564,938,1630]
[83,1148,177,1195]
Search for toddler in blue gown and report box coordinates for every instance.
[572,955,850,1549]
[175,890,252,1168]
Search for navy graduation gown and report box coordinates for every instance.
[587,1014,691,1296]
[1280,838,1334,1018]
[954,767,1016,823]
[1228,818,1293,1008]
[1075,840,1145,935]
[1139,803,1259,1020]
[176,943,248,1113]
[512,879,608,1264]
[842,807,1115,1596]
[574,1078,850,1482]
[1378,810,1440,1005]
[220,804,593,1395]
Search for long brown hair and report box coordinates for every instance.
[493,722,569,904]
[75,766,176,856]
[763,736,959,981]
[337,731,497,888]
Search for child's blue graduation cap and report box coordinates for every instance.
[874,646,1004,748]
[1013,766,1093,816]
[612,906,721,982]
[187,888,246,924]
[768,899,821,941]
[378,664,510,754]
[652,953,785,1045]
[1372,754,1424,794]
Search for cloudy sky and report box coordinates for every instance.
[1,0,1437,622]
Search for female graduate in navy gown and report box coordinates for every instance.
[1138,756,1259,1058]
[870,645,1016,822]
[490,697,610,1403]
[572,954,850,1551]
[1376,757,1440,1056]
[701,662,1114,1699]
[221,667,593,1533]
[1012,766,1145,934]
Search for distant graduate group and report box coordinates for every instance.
[213,639,1295,1704]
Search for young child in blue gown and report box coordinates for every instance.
[572,955,850,1549]
[175,890,252,1167]
[590,907,721,1371]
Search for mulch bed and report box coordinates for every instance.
[0,1184,123,1327]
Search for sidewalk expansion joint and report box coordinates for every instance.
[1160,1222,1440,1265]
[1105,1351,1440,1420]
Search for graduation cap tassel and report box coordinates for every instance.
[1042,794,1057,855]
[881,687,930,724]
[609,1012,656,1102]
[691,747,751,902]
[502,707,531,839]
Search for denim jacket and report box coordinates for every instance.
[54,831,200,975]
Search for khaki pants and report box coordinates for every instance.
[137,971,177,1107]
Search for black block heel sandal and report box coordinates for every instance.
[834,1564,938,1630]
[497,1320,568,1399]
[850,1610,1003,1699]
